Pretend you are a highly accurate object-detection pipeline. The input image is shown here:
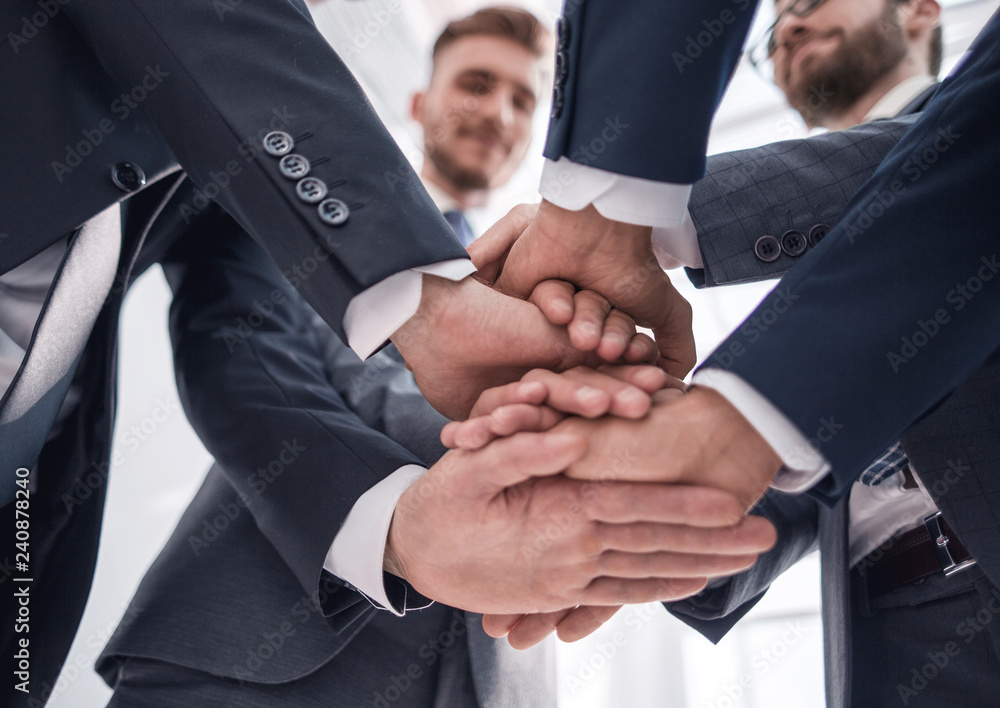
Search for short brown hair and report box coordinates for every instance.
[432,6,548,60]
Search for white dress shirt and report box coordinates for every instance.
[329,78,946,608]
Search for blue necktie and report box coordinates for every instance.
[443,210,475,248]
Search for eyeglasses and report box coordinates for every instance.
[747,0,830,74]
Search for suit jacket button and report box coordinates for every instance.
[296,177,328,203]
[110,162,146,192]
[555,49,568,84]
[556,17,570,50]
[781,229,808,257]
[809,223,829,246]
[318,198,349,226]
[279,154,310,180]
[263,131,294,156]
[551,85,564,119]
[754,235,781,263]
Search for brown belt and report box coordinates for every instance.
[862,512,977,599]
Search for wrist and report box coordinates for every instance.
[537,200,651,251]
[384,513,410,581]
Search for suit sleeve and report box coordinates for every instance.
[160,202,428,617]
[686,116,918,287]
[666,490,820,642]
[701,19,1000,501]
[544,0,757,184]
[63,0,467,341]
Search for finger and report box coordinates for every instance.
[467,379,548,419]
[596,516,778,555]
[649,299,696,379]
[467,203,539,280]
[505,609,574,650]
[468,431,588,492]
[488,404,566,437]
[595,309,638,362]
[623,332,659,365]
[441,419,494,450]
[482,613,527,639]
[594,364,671,394]
[524,367,650,419]
[529,279,576,326]
[555,605,623,644]
[567,290,611,352]
[581,577,709,605]
[596,550,760,579]
[651,388,685,405]
[582,484,746,527]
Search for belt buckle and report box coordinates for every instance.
[923,512,976,576]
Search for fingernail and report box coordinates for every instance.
[602,332,627,350]
[553,298,573,315]
[576,386,606,406]
[614,387,647,409]
[546,433,582,449]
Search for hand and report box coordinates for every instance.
[559,387,783,512]
[386,431,774,614]
[432,370,778,645]
[483,605,624,649]
[390,274,656,420]
[469,201,696,378]
[441,365,684,451]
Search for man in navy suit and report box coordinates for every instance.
[463,1,999,703]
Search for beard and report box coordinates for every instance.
[424,139,492,193]
[784,5,909,127]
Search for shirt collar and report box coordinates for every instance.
[863,75,937,122]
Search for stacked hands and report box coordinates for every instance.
[389,200,784,650]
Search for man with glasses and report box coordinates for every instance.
[748,0,943,128]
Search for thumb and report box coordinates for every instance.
[469,431,587,493]
[468,203,538,280]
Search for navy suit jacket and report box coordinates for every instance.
[548,1,1000,502]
[667,74,1000,706]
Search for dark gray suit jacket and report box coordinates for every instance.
[95,224,554,706]
[670,87,1000,707]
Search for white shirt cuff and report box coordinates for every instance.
[323,464,427,614]
[539,158,691,228]
[343,259,476,359]
[691,368,831,493]
[651,210,703,270]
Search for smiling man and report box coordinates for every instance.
[761,0,942,128]
[409,7,547,246]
